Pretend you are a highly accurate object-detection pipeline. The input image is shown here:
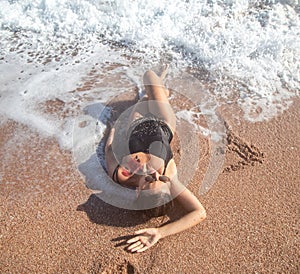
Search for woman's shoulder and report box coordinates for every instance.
[105,145,118,178]
[164,159,177,178]
[105,127,121,178]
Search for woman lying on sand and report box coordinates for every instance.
[105,68,206,253]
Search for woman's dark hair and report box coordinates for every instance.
[134,191,174,217]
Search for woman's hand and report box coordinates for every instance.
[127,228,162,253]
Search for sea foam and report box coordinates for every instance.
[0,0,299,145]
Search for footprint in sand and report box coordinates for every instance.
[223,126,264,173]
[90,260,136,274]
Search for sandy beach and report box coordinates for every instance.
[1,1,299,272]
[0,85,299,273]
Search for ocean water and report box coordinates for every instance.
[0,0,299,198]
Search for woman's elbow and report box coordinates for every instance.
[197,208,207,221]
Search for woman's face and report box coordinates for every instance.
[121,152,165,176]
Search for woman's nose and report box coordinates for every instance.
[142,164,148,174]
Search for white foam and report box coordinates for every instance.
[0,44,131,149]
[176,109,225,142]
[0,0,299,144]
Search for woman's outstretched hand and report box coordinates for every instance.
[127,228,162,253]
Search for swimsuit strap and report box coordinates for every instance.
[162,165,167,175]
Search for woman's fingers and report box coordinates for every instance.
[127,240,142,251]
[126,228,159,252]
[127,238,151,253]
[130,242,144,252]
[136,245,150,253]
[140,238,151,247]
[127,236,140,244]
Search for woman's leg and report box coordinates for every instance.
[126,67,175,132]
[143,70,176,133]
[125,96,149,133]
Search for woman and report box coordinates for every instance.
[105,69,206,253]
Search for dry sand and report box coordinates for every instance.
[0,93,299,273]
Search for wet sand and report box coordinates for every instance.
[0,93,299,273]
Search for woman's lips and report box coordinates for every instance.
[121,169,132,177]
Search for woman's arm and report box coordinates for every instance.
[159,187,206,238]
[105,128,117,177]
[127,177,206,253]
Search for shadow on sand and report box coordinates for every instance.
[76,194,149,227]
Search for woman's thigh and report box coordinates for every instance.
[143,71,176,133]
